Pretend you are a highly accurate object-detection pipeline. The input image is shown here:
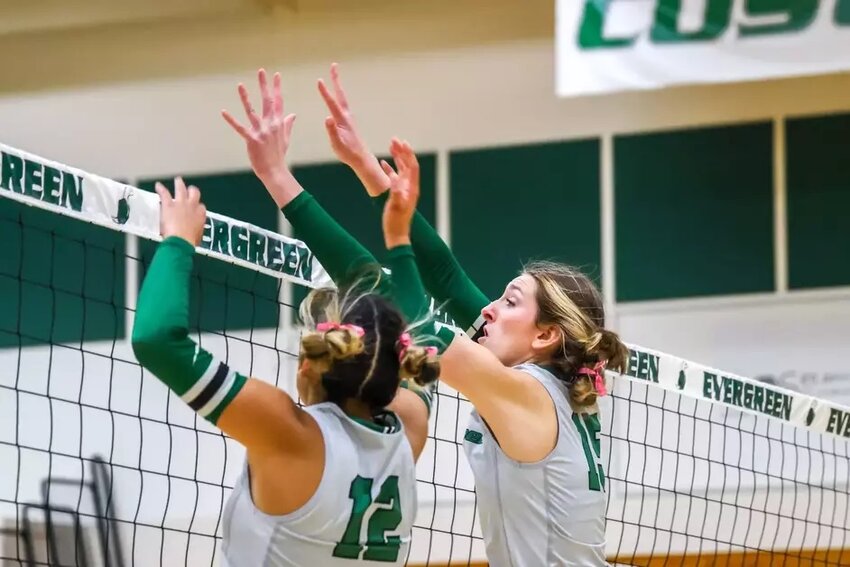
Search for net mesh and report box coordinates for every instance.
[2,174,850,566]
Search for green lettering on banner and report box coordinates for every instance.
[838,0,850,23]
[1,151,24,193]
[200,218,213,251]
[739,0,818,37]
[42,166,63,205]
[732,379,743,407]
[23,159,43,199]
[651,0,733,43]
[743,382,754,407]
[577,0,637,49]
[282,243,298,276]
[826,407,850,437]
[61,171,83,212]
[648,354,659,382]
[628,350,639,377]
[267,237,283,271]
[248,230,266,266]
[297,246,312,282]
[827,408,840,434]
[700,371,794,421]
[703,372,716,399]
[230,225,249,261]
[211,218,229,254]
[637,351,649,380]
[753,385,764,412]
[723,377,734,404]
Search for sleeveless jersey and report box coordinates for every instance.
[220,402,417,566]
[463,363,607,566]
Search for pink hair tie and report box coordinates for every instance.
[576,361,608,397]
[397,333,438,361]
[316,322,365,338]
[396,332,412,361]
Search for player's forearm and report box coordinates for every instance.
[257,169,305,209]
[350,153,391,197]
[132,236,246,424]
[385,245,458,350]
[374,193,488,329]
[282,191,387,290]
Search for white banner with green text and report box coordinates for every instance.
[557,0,850,97]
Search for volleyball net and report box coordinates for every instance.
[1,143,848,566]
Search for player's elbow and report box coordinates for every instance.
[131,323,180,370]
[131,334,164,370]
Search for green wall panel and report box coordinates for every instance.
[291,155,437,308]
[615,122,775,302]
[138,171,281,333]
[786,112,850,289]
[1,199,125,347]
[293,155,437,258]
[450,140,601,300]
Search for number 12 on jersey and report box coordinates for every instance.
[572,412,605,492]
[333,475,402,562]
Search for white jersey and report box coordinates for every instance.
[220,402,417,567]
[464,363,607,566]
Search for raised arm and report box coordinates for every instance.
[132,179,321,459]
[222,68,384,290]
[380,143,556,463]
[318,64,489,329]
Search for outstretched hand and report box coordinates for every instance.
[381,138,420,248]
[318,63,389,196]
[222,69,296,187]
[155,177,207,247]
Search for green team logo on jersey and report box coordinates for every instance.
[578,0,850,49]
[464,429,483,445]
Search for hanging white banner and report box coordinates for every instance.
[556,0,850,97]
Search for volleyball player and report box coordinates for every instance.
[313,64,630,566]
[132,175,438,566]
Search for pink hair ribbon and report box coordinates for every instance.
[396,333,412,361]
[316,322,365,338]
[576,361,608,397]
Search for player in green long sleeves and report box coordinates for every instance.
[222,66,631,565]
[132,176,438,566]
[314,65,632,566]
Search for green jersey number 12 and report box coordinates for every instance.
[333,475,402,561]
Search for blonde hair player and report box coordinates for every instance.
[220,66,628,565]
[314,64,631,566]
[132,176,438,566]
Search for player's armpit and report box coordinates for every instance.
[388,387,430,461]
[216,378,323,456]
